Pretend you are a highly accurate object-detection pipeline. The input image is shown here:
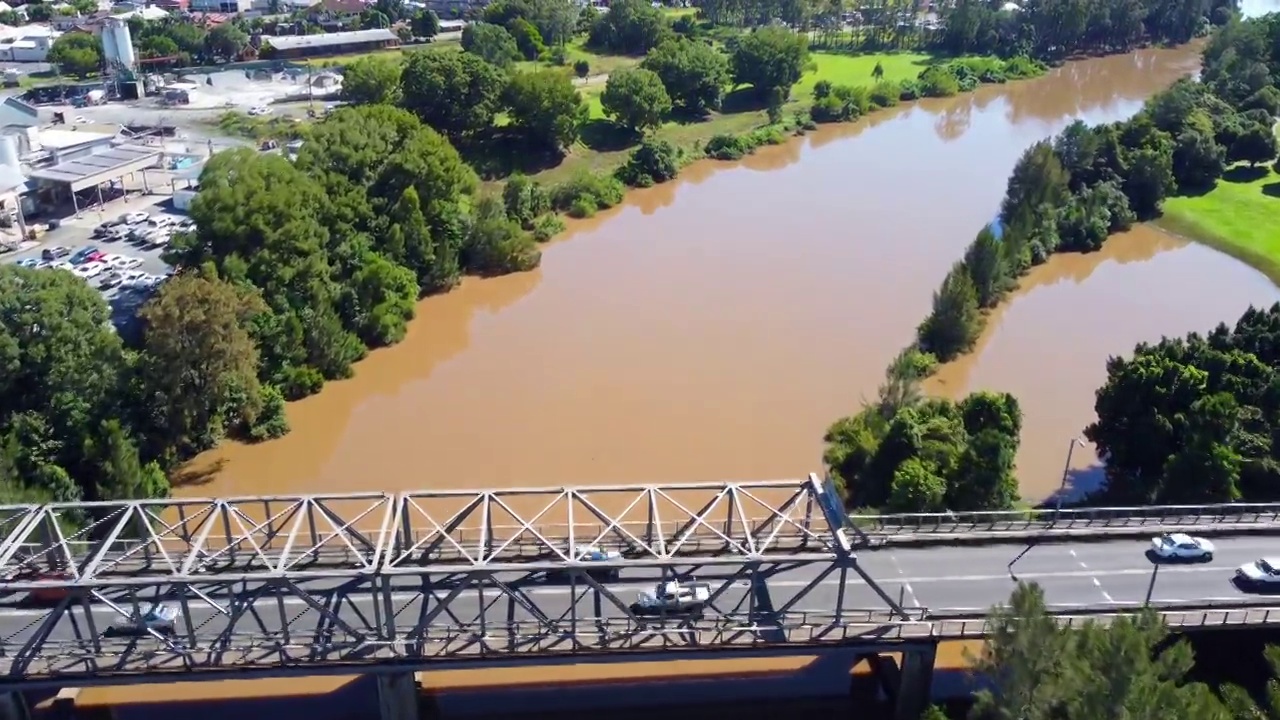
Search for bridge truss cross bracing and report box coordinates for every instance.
[0,475,907,689]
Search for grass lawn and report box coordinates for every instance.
[1158,163,1280,281]
[793,52,937,97]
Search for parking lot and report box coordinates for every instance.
[3,196,183,327]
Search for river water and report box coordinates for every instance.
[179,42,1280,504]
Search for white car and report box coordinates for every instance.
[123,211,149,225]
[50,261,74,272]
[73,262,105,279]
[119,269,148,287]
[1237,558,1280,586]
[104,604,179,638]
[145,217,173,230]
[248,105,272,116]
[107,255,141,270]
[630,580,712,617]
[1149,533,1215,561]
[14,258,39,268]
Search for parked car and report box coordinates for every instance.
[41,246,71,261]
[107,255,142,270]
[69,246,102,265]
[123,211,149,225]
[15,257,39,268]
[73,262,105,279]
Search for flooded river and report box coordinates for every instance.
[180,43,1280,504]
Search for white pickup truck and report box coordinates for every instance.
[630,580,711,617]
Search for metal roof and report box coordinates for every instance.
[28,144,161,189]
[264,28,397,51]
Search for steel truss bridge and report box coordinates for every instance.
[0,474,1279,691]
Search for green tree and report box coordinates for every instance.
[600,67,672,134]
[504,69,588,151]
[1001,141,1069,226]
[82,420,169,501]
[588,0,671,54]
[47,32,103,77]
[401,50,508,139]
[349,252,419,346]
[917,262,982,362]
[888,457,947,512]
[507,17,545,60]
[138,272,267,456]
[731,26,809,100]
[410,8,440,37]
[342,54,403,106]
[462,21,521,67]
[641,38,731,114]
[962,227,1008,308]
[461,195,541,275]
[1122,145,1176,218]
[1229,121,1279,166]
[1172,128,1226,190]
[203,23,248,60]
[502,174,551,228]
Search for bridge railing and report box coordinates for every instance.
[18,604,1280,682]
[855,502,1280,536]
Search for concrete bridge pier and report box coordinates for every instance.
[376,672,420,720]
[0,693,29,720]
[894,644,938,720]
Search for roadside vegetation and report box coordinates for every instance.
[956,581,1280,720]
[826,11,1280,513]
[0,0,1240,507]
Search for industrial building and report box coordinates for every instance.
[259,28,400,59]
[0,104,163,239]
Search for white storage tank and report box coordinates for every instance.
[0,134,20,172]
[101,18,137,74]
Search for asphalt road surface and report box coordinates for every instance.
[6,535,1280,672]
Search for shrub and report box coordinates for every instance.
[869,80,900,108]
[574,59,590,78]
[552,170,626,217]
[617,139,681,187]
[705,133,751,160]
[918,66,959,97]
[813,79,833,99]
[810,95,855,123]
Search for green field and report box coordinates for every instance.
[793,52,937,96]
[1159,163,1280,281]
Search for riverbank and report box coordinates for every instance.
[1157,162,1280,284]
[534,50,1031,185]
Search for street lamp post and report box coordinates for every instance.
[1054,437,1088,514]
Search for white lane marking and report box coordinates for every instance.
[1071,547,1113,602]
[889,554,922,608]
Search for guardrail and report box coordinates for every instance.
[14,603,1280,685]
[857,502,1280,538]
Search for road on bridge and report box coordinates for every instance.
[4,534,1277,652]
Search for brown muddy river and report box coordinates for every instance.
[180,44,1280,504]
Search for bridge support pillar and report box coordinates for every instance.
[894,645,937,720]
[0,693,29,720]
[376,672,419,720]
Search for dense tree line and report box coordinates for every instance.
[937,0,1238,61]
[968,582,1280,719]
[0,264,282,506]
[823,350,1023,512]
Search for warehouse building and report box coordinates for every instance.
[258,29,400,59]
